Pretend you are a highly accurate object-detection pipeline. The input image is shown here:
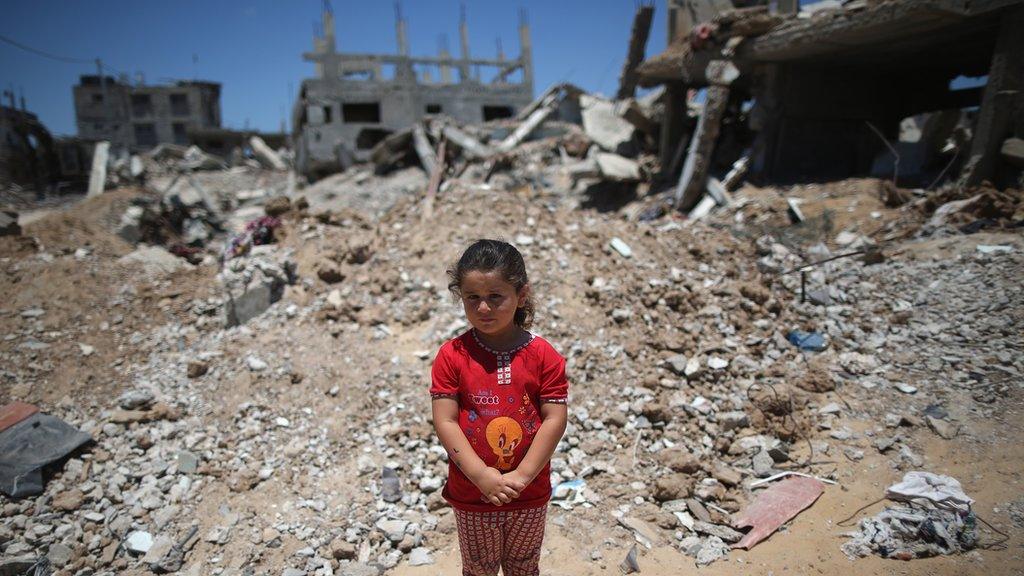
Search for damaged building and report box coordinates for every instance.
[292,3,534,179]
[0,101,59,189]
[73,75,222,154]
[636,0,1024,210]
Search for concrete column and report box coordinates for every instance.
[459,3,473,82]
[963,6,1024,186]
[518,9,533,93]
[675,85,730,211]
[616,5,654,100]
[659,82,688,175]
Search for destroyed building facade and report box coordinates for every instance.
[637,0,1024,210]
[292,4,534,179]
[0,103,59,188]
[73,76,222,154]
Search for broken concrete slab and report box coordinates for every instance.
[87,141,110,197]
[411,124,437,174]
[594,152,642,181]
[441,124,493,159]
[498,94,558,153]
[580,94,637,155]
[249,136,287,171]
[118,245,194,278]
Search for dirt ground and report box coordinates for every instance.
[2,178,1022,576]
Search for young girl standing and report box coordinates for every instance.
[430,239,569,576]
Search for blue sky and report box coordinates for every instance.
[0,1,667,137]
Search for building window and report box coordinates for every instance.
[482,105,514,121]
[425,104,442,114]
[342,102,381,124]
[91,94,104,104]
[131,94,153,118]
[134,123,157,147]
[323,105,333,124]
[172,123,188,145]
[93,123,104,131]
[170,93,190,116]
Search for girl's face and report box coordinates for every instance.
[459,269,527,340]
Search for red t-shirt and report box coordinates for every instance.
[430,330,569,511]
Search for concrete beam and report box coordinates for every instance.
[674,85,729,211]
[962,6,1024,185]
[616,5,655,100]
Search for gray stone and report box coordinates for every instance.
[695,536,729,566]
[375,519,408,543]
[666,355,688,376]
[225,279,276,328]
[408,547,434,566]
[117,389,155,410]
[125,530,153,554]
[141,535,175,564]
[753,449,775,478]
[282,569,306,576]
[176,451,199,474]
[118,245,193,277]
[47,542,74,567]
[339,563,383,576]
[692,521,743,543]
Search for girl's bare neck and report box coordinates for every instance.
[474,326,529,352]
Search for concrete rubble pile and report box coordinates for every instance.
[2,1,1023,574]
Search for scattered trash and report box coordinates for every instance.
[0,403,93,497]
[842,505,977,560]
[976,244,1013,254]
[786,330,827,352]
[610,237,633,258]
[885,471,974,512]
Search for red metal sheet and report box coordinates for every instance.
[732,476,825,550]
[0,402,40,433]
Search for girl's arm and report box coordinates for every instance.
[505,402,568,488]
[431,398,520,505]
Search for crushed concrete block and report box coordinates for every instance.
[580,94,636,154]
[118,245,193,278]
[249,136,287,171]
[87,141,110,197]
[594,152,641,181]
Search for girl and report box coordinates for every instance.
[430,239,569,576]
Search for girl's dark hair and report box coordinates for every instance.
[447,239,535,329]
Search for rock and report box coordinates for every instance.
[618,516,662,548]
[282,569,306,576]
[609,237,633,258]
[331,537,357,560]
[654,474,694,501]
[264,196,291,216]
[339,564,382,576]
[711,464,742,487]
[407,545,432,561]
[718,411,748,431]
[186,360,209,378]
[666,355,689,375]
[927,416,959,439]
[895,383,918,394]
[818,402,842,415]
[51,489,84,511]
[661,450,701,474]
[125,530,153,554]
[692,521,743,543]
[707,356,729,370]
[141,535,175,565]
[46,542,74,567]
[317,261,345,284]
[695,536,729,566]
[752,449,775,477]
[118,389,155,410]
[176,450,199,474]
[118,245,193,277]
[0,210,20,236]
[381,467,402,503]
[375,519,409,543]
[247,355,268,371]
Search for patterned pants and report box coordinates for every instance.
[453,506,547,576]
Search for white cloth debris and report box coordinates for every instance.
[885,471,974,512]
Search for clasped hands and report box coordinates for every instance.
[472,467,529,506]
